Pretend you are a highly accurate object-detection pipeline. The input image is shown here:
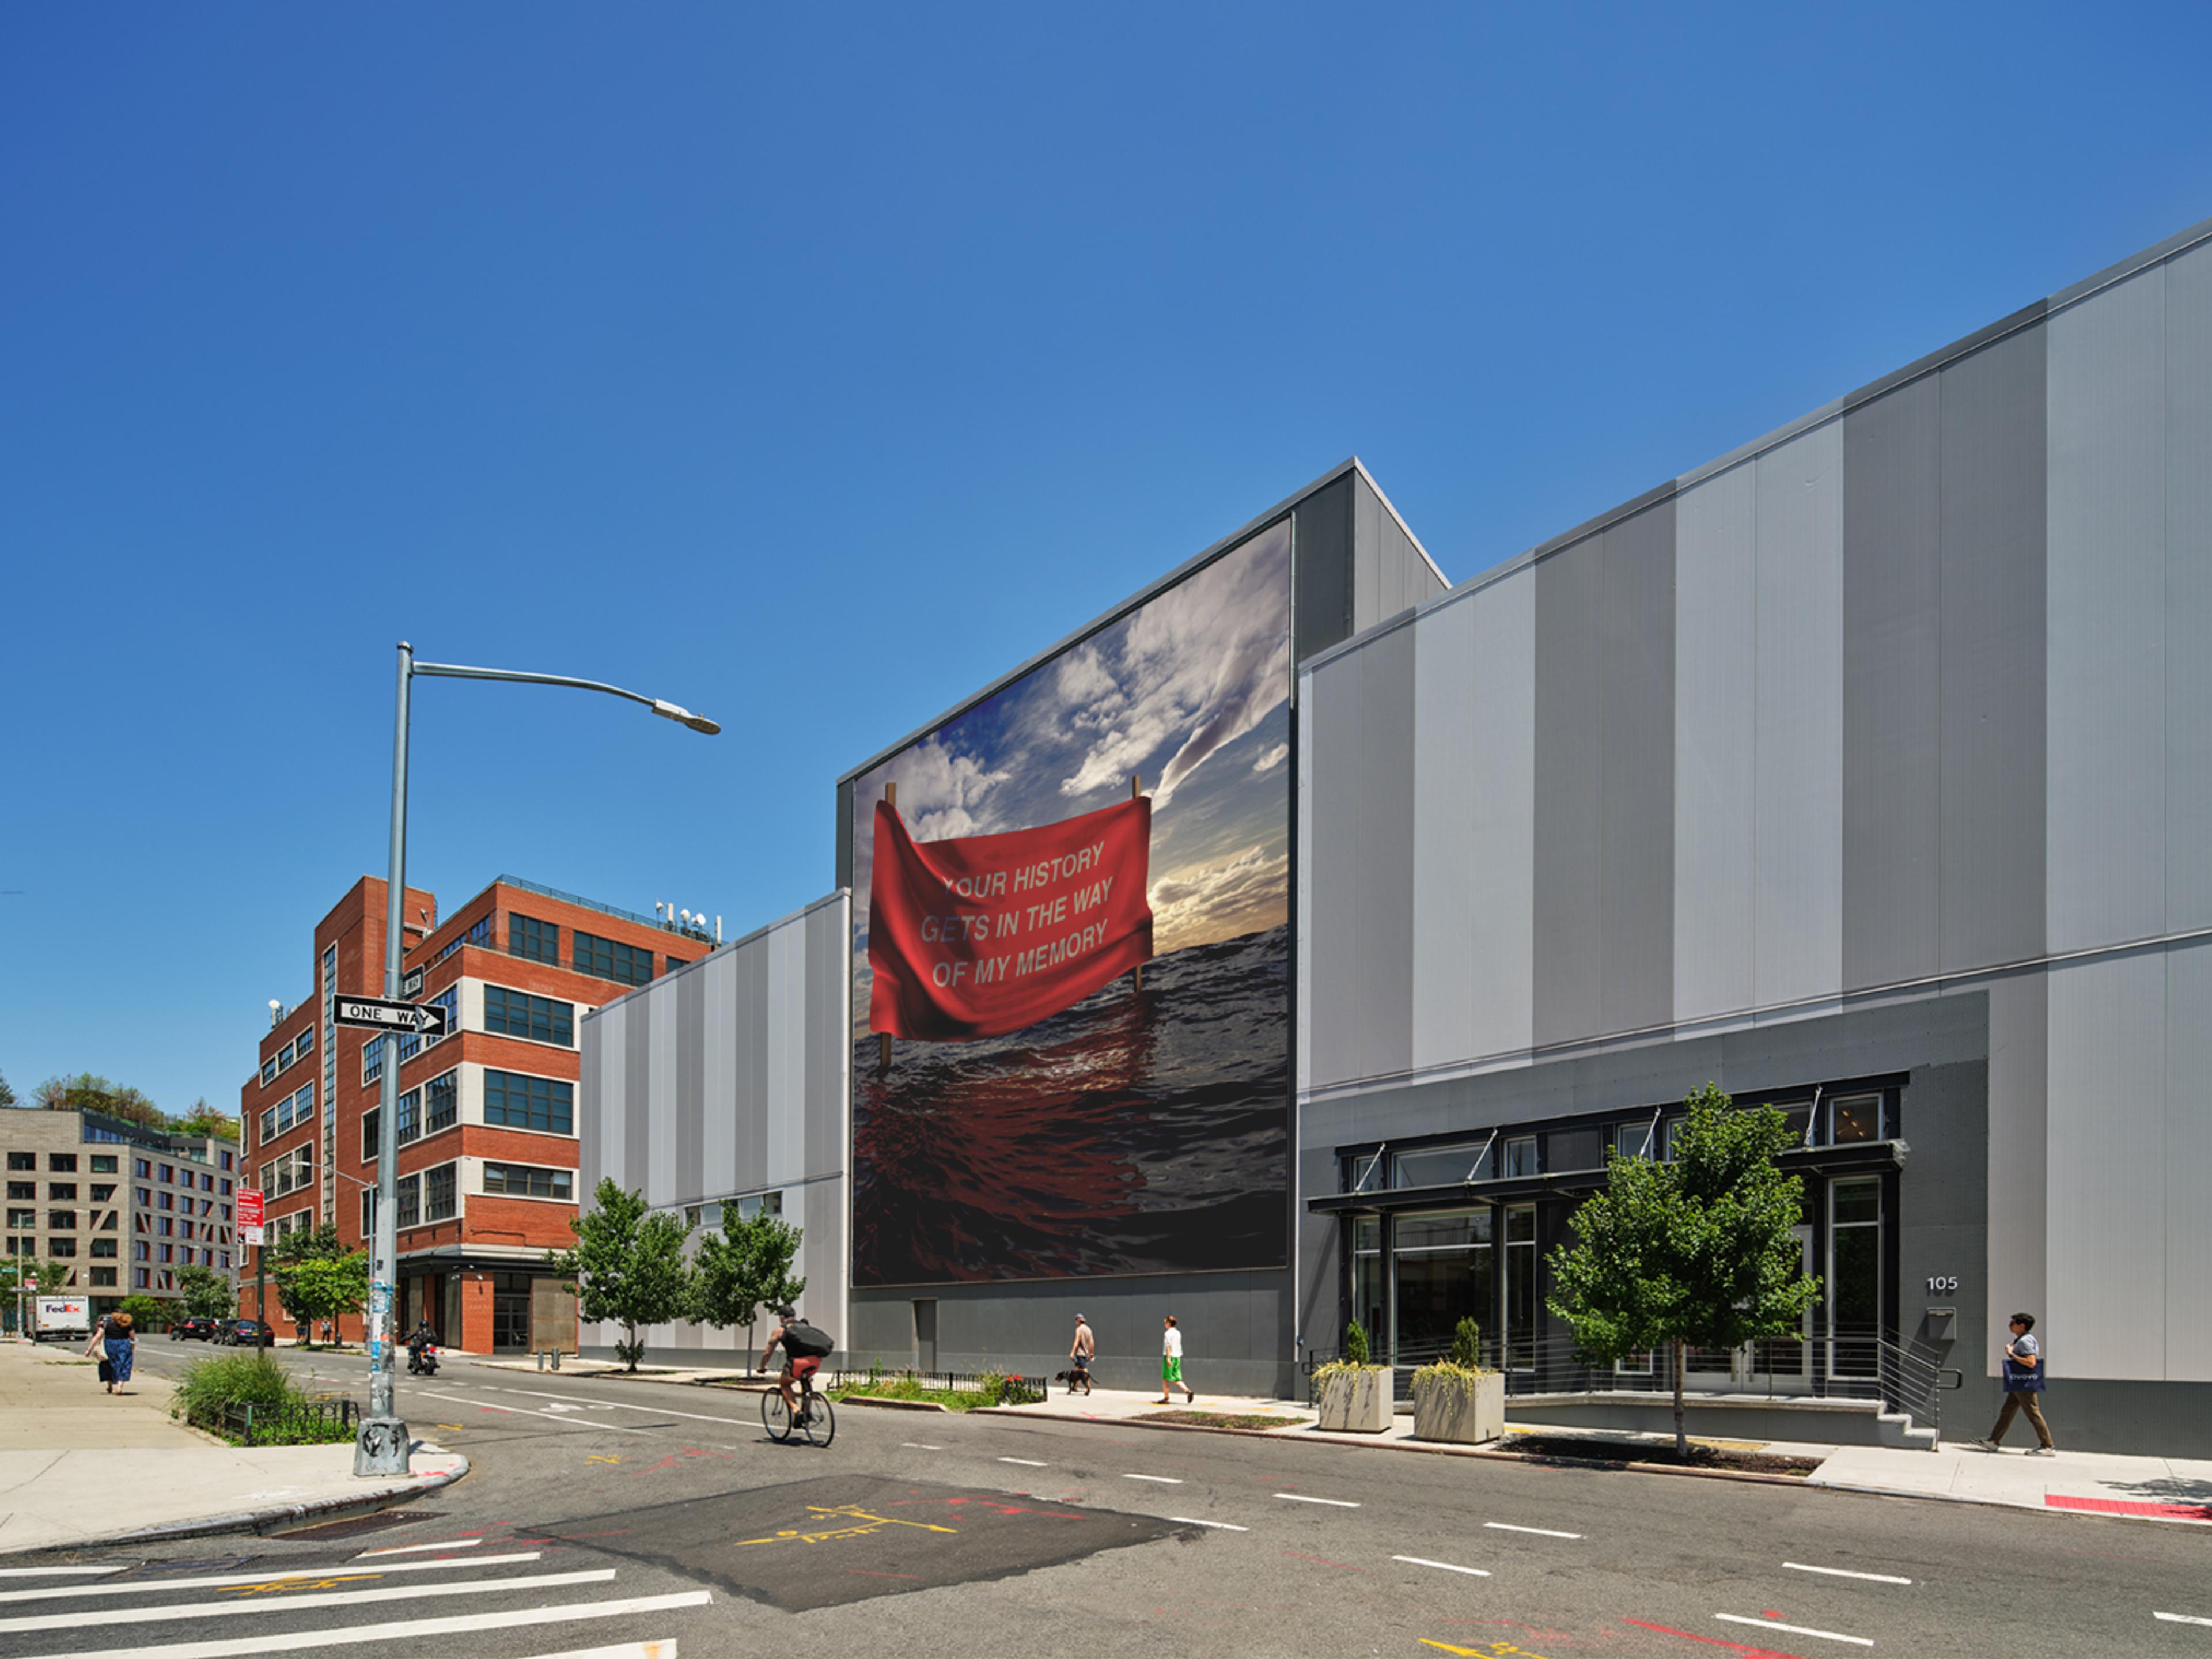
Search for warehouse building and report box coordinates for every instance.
[579,215,2212,1453]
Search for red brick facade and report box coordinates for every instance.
[240,876,709,1353]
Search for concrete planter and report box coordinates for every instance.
[1411,1369,1505,1445]
[1315,1367,1392,1433]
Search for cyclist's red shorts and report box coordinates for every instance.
[790,1356,821,1381]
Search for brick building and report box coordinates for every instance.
[2,1107,237,1324]
[240,874,712,1353]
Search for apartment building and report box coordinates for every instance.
[241,874,711,1353]
[2,1107,237,1320]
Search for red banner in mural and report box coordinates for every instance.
[867,796,1154,1041]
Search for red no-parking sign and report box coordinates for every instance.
[237,1187,266,1245]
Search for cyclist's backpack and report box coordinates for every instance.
[782,1318,834,1358]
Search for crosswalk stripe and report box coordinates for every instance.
[10,1591,714,1659]
[0,1554,543,1605]
[0,1567,130,1579]
[352,1537,484,1559]
[0,1570,618,1635]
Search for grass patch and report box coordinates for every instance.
[1146,1410,1302,1430]
[831,1369,1036,1411]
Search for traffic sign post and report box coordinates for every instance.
[238,1188,267,1342]
[331,995,448,1039]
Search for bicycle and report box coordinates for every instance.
[762,1367,836,1448]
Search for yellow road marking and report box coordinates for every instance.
[225,1575,380,1597]
[588,1454,623,1465]
[736,1503,959,1548]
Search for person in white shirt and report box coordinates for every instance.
[1157,1314,1195,1405]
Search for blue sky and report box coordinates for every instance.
[3,5,2208,1119]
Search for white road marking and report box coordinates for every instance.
[0,1567,128,1578]
[1274,1493,1359,1508]
[484,1387,753,1429]
[900,1443,942,1451]
[1392,1555,1491,1578]
[353,1538,484,1559]
[1123,1474,1183,1484]
[1717,1614,1873,1647]
[0,1571,617,1635]
[1483,1522,1582,1539]
[10,1590,714,1659]
[0,1555,543,1605]
[1169,1517,1249,1531]
[2157,1612,2212,1628]
[417,1392,657,1437]
[998,1457,1049,1467]
[1785,1561,1913,1585]
[516,1645,679,1659]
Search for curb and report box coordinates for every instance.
[833,1396,953,1413]
[975,1408,1819,1491]
[60,1452,470,1552]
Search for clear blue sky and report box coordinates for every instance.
[3,5,2207,1120]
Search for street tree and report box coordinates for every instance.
[0,1070,15,1108]
[175,1263,236,1323]
[32,1073,165,1131]
[119,1293,165,1328]
[1547,1082,1821,1457]
[691,1207,806,1373]
[270,1222,370,1340]
[547,1179,694,1372]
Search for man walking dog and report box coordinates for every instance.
[1067,1314,1094,1395]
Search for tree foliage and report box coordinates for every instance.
[546,1179,694,1371]
[34,1073,165,1131]
[270,1222,369,1335]
[176,1263,236,1322]
[1547,1082,1821,1455]
[171,1099,240,1143]
[119,1293,165,1328]
[691,1207,805,1369]
[0,1070,14,1109]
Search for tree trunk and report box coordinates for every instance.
[1672,1338,1688,1460]
[626,1320,638,1372]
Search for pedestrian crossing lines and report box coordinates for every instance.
[0,1546,706,1659]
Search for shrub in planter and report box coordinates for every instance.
[1314,1320,1391,1433]
[1410,1317,1504,1445]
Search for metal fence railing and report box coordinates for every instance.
[203,1397,361,1446]
[823,1368,1048,1406]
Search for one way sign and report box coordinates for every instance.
[331,994,449,1039]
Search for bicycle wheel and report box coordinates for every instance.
[761,1388,794,1442]
[802,1391,836,1448]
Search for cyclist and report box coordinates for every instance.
[762,1303,833,1416]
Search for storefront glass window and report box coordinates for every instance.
[1505,1203,1537,1369]
[1546,1127,1602,1173]
[1392,1145,1484,1188]
[1502,1137,1537,1179]
[1350,1218,1384,1355]
[1829,1094,1883,1143]
[1392,1209,1492,1366]
[1828,1176,1883,1378]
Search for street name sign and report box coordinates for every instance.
[331,994,449,1038]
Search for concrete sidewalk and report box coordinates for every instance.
[0,1338,465,1553]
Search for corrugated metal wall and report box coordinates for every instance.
[578,892,850,1355]
[1299,219,2212,1387]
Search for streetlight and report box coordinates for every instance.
[354,642,718,1476]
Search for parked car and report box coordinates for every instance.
[220,1319,276,1347]
[169,1316,219,1342]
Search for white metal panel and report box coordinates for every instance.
[2047,264,2168,953]
[767,916,800,1184]
[595,1015,624,1191]
[2168,243,2212,931]
[1673,463,1758,1026]
[1411,596,1478,1070]
[2169,941,2212,1381]
[702,948,738,1200]
[1304,657,1361,1089]
[1753,420,1845,1009]
[2045,949,2167,1380]
[647,988,678,1203]
[1296,670,1313,1095]
[1469,572,1538,1063]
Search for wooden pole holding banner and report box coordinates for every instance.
[1131,775,1143,994]
[878,782,896,1073]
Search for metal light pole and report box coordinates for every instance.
[355,642,718,1476]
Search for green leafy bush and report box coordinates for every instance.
[1450,1317,1482,1370]
[1344,1320,1372,1368]
[170,1351,354,1445]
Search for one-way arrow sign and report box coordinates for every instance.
[331,994,449,1039]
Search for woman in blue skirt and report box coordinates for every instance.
[85,1311,136,1393]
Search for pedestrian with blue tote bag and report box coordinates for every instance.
[1972,1311,2055,1455]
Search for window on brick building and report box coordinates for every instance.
[483,1071,572,1135]
[483,1163,573,1200]
[573,931,653,987]
[509,913,560,964]
[395,1174,421,1230]
[425,1164,457,1223]
[484,986,573,1046]
[425,1071,459,1135]
[49,1154,75,1173]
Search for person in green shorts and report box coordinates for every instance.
[1157,1313,1195,1405]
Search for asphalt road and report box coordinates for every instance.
[10,1342,2209,1659]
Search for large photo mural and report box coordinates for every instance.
[849,519,1293,1286]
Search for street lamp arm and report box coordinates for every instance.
[411,660,719,734]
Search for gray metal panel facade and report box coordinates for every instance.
[1293,474,1354,666]
[1937,323,2047,974]
[2168,941,2212,1381]
[1532,531,1605,1048]
[1351,467,1448,631]
[2047,265,2169,954]
[1353,623,1416,1081]
[1410,594,1477,1073]
[1842,375,1943,992]
[1672,464,1759,1028]
[575,892,850,1357]
[1599,499,1676,1037]
[2171,243,2212,933]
